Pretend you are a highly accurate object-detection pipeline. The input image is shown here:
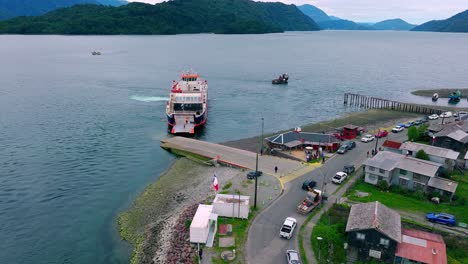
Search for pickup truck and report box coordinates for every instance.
[279,217,297,239]
[297,189,322,215]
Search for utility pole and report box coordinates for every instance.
[254,117,264,209]
[374,128,380,154]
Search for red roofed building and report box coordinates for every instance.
[394,228,447,264]
[382,140,403,153]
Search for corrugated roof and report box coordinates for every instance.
[345,202,401,243]
[344,124,358,130]
[400,142,459,160]
[190,204,213,228]
[382,140,403,149]
[427,177,458,193]
[364,151,441,178]
[395,228,447,264]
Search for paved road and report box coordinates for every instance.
[245,129,410,264]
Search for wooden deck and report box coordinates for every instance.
[161,136,309,177]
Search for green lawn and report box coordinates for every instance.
[348,175,468,223]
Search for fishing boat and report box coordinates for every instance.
[272,73,289,84]
[91,51,101,55]
[432,93,439,101]
[166,71,208,134]
[448,90,461,104]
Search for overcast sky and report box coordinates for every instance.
[128,0,468,24]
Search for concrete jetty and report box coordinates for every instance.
[161,137,313,181]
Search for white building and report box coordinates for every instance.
[213,194,250,219]
[399,142,460,169]
[189,204,218,247]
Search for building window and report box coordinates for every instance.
[378,176,383,181]
[369,166,375,171]
[379,168,385,174]
[399,178,408,186]
[414,182,425,190]
[413,174,421,181]
[400,169,407,175]
[356,233,366,240]
[380,238,390,247]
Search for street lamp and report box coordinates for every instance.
[254,117,264,209]
[317,236,323,263]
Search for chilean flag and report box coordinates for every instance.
[213,174,219,192]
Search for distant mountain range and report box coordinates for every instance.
[0,0,126,20]
[298,4,416,31]
[412,10,468,32]
[0,0,319,34]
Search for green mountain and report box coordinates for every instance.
[319,19,374,30]
[0,0,319,34]
[373,18,416,30]
[0,0,126,20]
[297,4,330,22]
[412,10,468,32]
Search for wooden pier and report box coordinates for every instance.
[343,93,447,115]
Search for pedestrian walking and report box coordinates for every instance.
[274,166,278,173]
[322,156,325,163]
[198,247,203,260]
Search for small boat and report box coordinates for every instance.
[92,51,101,56]
[272,73,288,85]
[432,93,439,101]
[448,90,461,104]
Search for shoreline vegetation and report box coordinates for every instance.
[411,89,468,98]
[118,109,424,263]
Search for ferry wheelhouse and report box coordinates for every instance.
[166,72,208,134]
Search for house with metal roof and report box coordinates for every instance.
[431,123,468,152]
[382,140,403,153]
[363,151,458,198]
[395,229,447,264]
[399,142,460,169]
[346,202,401,263]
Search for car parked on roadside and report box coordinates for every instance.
[404,121,414,128]
[302,179,317,191]
[414,120,422,125]
[361,134,375,142]
[426,213,456,226]
[343,164,355,174]
[279,217,297,239]
[332,172,348,184]
[375,130,389,138]
[428,114,439,120]
[246,171,263,179]
[392,126,405,133]
[337,145,348,154]
[345,141,356,149]
[286,250,300,264]
[439,111,452,118]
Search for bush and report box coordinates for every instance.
[377,180,390,191]
[415,149,430,161]
[222,182,232,190]
[407,126,418,141]
[438,167,450,179]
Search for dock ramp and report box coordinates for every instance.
[171,123,195,134]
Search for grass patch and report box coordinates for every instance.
[311,204,350,264]
[211,209,258,264]
[348,176,468,223]
[167,148,212,163]
[222,182,233,190]
[298,204,323,264]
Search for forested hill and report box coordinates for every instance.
[412,10,468,32]
[0,0,320,35]
[0,0,126,20]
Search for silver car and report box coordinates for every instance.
[286,250,300,264]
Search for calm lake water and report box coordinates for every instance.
[1,31,467,264]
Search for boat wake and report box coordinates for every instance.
[130,95,169,102]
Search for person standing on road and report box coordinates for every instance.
[198,247,203,260]
[274,166,278,173]
[367,151,369,157]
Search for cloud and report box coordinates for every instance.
[127,0,468,24]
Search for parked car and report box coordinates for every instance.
[286,250,300,264]
[404,121,414,128]
[337,145,348,154]
[345,141,356,149]
[247,171,263,179]
[414,120,422,125]
[343,164,355,174]
[332,172,348,184]
[439,111,453,118]
[392,126,405,133]
[375,130,389,138]
[426,213,456,226]
[361,134,375,142]
[279,217,297,239]
[428,114,439,120]
[302,179,317,191]
[421,116,429,123]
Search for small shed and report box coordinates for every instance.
[382,140,403,153]
[342,124,359,140]
[190,204,218,247]
[213,194,250,219]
